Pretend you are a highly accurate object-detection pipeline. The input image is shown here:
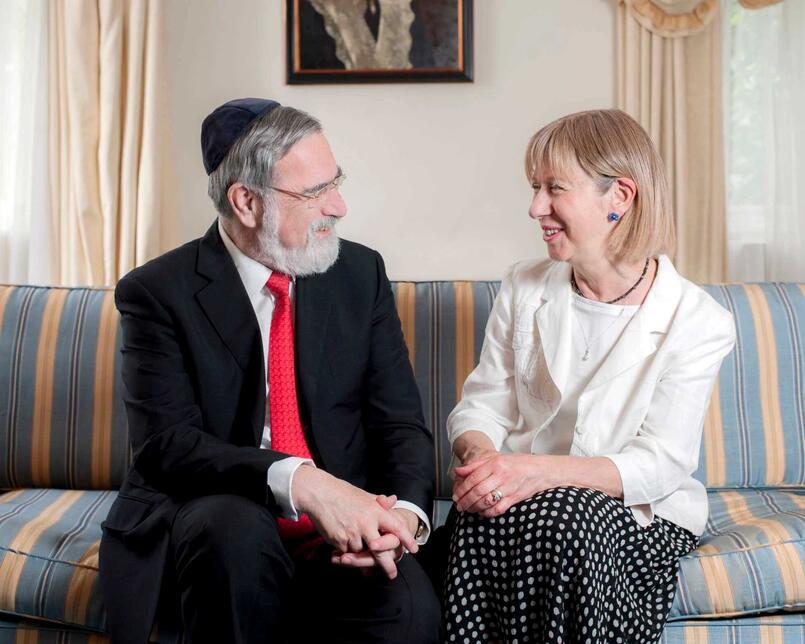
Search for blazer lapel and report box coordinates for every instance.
[586,311,656,390]
[587,254,681,390]
[535,261,573,405]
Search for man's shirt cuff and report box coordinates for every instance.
[267,457,315,520]
[393,500,431,545]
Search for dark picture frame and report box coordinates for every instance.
[286,0,473,84]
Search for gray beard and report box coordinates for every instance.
[255,210,340,277]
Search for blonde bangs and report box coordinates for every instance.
[524,109,676,262]
[525,121,581,185]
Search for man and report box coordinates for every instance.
[99,98,439,643]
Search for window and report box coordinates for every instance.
[0,0,50,283]
[723,0,805,281]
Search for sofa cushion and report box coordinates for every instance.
[0,286,131,490]
[3,282,802,496]
[698,284,805,489]
[392,281,504,499]
[670,488,805,619]
[0,617,111,643]
[0,488,115,631]
[661,613,805,643]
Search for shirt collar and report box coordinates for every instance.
[217,219,293,297]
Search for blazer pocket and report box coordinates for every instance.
[512,329,546,400]
[511,329,535,366]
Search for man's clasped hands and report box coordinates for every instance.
[292,465,420,580]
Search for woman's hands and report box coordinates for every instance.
[450,430,624,518]
[452,430,556,518]
[453,452,555,518]
[452,444,626,518]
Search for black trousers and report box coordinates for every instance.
[167,494,440,644]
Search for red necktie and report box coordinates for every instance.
[266,272,317,541]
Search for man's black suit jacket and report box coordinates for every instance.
[99,223,434,643]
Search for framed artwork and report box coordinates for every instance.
[286,0,473,84]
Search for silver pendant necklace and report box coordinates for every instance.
[571,258,651,360]
[575,303,627,361]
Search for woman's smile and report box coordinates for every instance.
[542,226,565,242]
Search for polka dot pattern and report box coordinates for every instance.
[443,486,697,643]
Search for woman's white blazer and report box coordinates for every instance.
[447,255,736,536]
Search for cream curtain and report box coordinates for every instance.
[617,0,727,283]
[48,0,173,287]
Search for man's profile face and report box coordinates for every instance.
[269,132,347,250]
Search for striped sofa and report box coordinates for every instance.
[0,282,803,642]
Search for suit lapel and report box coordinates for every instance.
[195,224,261,370]
[294,270,333,423]
[194,223,265,443]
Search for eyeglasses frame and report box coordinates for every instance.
[268,172,346,207]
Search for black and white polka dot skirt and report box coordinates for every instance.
[443,486,698,643]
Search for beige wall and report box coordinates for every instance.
[166,0,615,280]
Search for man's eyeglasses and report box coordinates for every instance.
[269,173,346,209]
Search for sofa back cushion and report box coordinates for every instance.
[392,282,500,499]
[699,284,805,488]
[0,286,130,489]
[2,281,802,494]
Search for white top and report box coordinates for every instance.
[447,256,736,536]
[218,221,429,541]
[536,294,639,457]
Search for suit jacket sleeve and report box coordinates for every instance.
[116,272,284,507]
[363,252,435,517]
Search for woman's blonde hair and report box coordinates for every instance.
[524,109,675,262]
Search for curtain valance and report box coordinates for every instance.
[623,0,781,38]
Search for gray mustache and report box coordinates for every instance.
[311,216,339,232]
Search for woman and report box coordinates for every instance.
[443,109,735,643]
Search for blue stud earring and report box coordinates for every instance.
[607,212,620,222]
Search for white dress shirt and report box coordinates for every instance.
[218,222,430,541]
[447,255,736,536]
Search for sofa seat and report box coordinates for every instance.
[0,618,109,644]
[670,488,804,620]
[0,489,115,633]
[1,281,803,640]
[661,613,805,642]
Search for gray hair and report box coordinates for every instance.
[208,106,322,218]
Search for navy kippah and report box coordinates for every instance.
[200,98,281,175]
